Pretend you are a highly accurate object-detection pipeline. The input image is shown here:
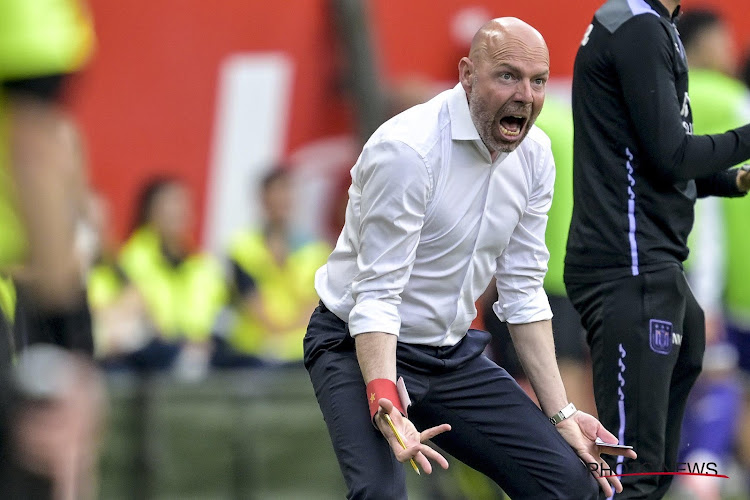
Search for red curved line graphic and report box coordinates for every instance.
[601,472,729,479]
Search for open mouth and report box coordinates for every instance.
[498,115,527,140]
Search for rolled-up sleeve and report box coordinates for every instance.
[348,139,431,337]
[494,147,554,325]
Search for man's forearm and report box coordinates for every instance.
[354,332,398,383]
[508,320,568,417]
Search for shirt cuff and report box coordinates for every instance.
[493,288,553,325]
[348,299,401,336]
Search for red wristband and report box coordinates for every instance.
[366,378,405,419]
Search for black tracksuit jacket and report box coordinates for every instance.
[565,0,750,284]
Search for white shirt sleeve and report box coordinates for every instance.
[493,147,555,325]
[348,139,432,337]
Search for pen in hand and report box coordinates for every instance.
[383,413,421,475]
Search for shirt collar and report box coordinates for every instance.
[643,0,680,21]
[447,83,511,164]
[447,83,481,141]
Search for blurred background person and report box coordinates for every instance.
[12,114,96,356]
[111,177,228,379]
[86,192,149,361]
[0,0,105,498]
[677,8,750,500]
[217,168,330,367]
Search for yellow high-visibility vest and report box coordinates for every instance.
[0,0,95,81]
[0,274,16,323]
[228,230,330,360]
[119,227,228,342]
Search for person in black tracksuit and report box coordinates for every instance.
[565,0,750,498]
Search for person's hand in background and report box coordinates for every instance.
[735,165,750,192]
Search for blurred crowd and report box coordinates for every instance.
[85,168,330,375]
[3,166,331,378]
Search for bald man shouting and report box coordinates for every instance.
[304,18,633,499]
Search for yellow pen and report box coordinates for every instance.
[384,413,421,475]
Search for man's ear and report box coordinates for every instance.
[459,57,474,93]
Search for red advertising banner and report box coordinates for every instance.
[67,0,750,244]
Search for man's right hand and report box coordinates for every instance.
[374,398,451,474]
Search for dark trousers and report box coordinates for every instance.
[303,303,598,500]
[210,337,268,369]
[100,338,182,372]
[566,265,705,499]
[13,285,94,356]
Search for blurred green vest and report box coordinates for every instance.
[228,230,330,361]
[535,96,574,297]
[0,275,15,322]
[688,69,750,321]
[119,228,228,342]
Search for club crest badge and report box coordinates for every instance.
[649,319,673,355]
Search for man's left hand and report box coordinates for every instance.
[555,411,637,497]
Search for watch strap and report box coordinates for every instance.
[549,402,577,425]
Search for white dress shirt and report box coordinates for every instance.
[315,83,555,346]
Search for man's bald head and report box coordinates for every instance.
[458,17,550,154]
[468,18,549,69]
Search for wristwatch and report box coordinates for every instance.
[549,402,577,425]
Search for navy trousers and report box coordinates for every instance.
[303,303,598,500]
